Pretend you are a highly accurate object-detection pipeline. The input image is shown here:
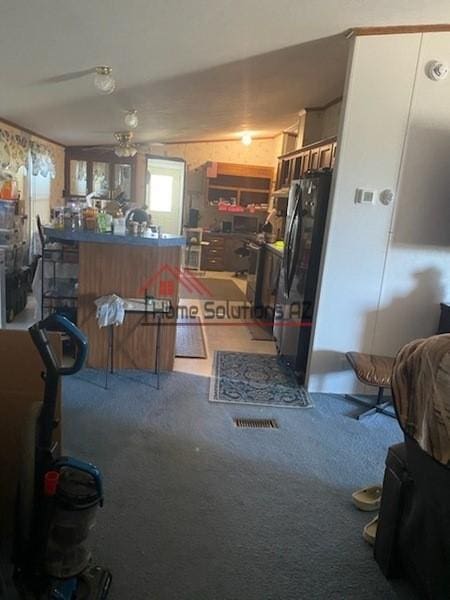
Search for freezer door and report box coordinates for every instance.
[278,187,305,368]
[274,184,303,364]
[294,173,332,380]
[274,181,300,350]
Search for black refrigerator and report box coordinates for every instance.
[273,171,332,383]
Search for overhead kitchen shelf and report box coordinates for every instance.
[206,162,274,212]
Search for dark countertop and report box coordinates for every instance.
[44,226,185,247]
[203,231,252,238]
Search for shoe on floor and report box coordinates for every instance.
[363,514,379,546]
[352,485,382,511]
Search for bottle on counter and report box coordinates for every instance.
[83,207,98,231]
[112,216,126,235]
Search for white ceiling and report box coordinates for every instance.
[0,0,449,145]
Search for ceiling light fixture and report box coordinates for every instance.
[241,133,252,146]
[124,109,138,129]
[94,66,116,95]
[114,132,137,157]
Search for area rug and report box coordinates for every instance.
[175,317,207,358]
[247,322,274,341]
[210,351,313,408]
[180,278,247,301]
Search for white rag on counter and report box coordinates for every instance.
[94,294,126,328]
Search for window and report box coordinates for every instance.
[149,174,173,212]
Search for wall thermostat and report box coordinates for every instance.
[426,61,449,81]
[354,188,375,204]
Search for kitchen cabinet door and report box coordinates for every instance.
[331,142,337,167]
[318,144,333,169]
[310,148,320,172]
[300,151,311,175]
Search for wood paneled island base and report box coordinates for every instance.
[78,241,181,370]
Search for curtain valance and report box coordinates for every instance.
[0,128,56,178]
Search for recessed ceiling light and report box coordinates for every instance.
[94,66,115,95]
[241,133,252,146]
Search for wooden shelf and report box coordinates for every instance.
[208,184,270,193]
[207,162,274,212]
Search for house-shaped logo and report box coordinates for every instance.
[138,264,212,298]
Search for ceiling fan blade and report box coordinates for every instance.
[80,145,113,151]
[37,68,96,84]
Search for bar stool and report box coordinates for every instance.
[100,293,172,390]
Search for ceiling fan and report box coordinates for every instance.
[79,132,138,157]
[39,66,116,94]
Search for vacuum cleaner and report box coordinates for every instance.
[13,314,111,599]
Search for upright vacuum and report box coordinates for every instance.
[13,314,111,599]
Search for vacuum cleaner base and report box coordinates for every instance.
[47,565,112,600]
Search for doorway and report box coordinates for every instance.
[146,157,185,235]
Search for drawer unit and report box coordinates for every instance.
[204,235,225,248]
[202,233,225,271]
[205,256,225,270]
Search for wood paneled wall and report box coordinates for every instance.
[78,242,181,370]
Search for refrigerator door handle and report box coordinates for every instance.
[283,184,299,296]
[286,188,302,296]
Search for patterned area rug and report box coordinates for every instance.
[210,351,313,408]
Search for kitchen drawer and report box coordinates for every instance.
[205,257,224,271]
[205,247,223,257]
[204,235,225,248]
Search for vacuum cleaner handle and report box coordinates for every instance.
[29,314,88,376]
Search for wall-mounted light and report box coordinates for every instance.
[94,66,115,94]
[241,133,252,146]
[124,109,138,129]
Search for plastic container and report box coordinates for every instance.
[0,229,20,245]
[0,200,16,229]
[113,217,126,235]
[44,466,101,579]
[0,180,17,200]
[0,244,16,273]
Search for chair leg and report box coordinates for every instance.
[105,325,114,390]
[346,387,395,420]
[155,315,161,390]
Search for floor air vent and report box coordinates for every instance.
[233,418,279,429]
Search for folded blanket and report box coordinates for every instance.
[392,334,450,465]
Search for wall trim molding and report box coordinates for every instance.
[346,24,450,38]
[305,97,343,113]
[0,117,65,148]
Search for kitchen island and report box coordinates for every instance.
[44,227,185,371]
